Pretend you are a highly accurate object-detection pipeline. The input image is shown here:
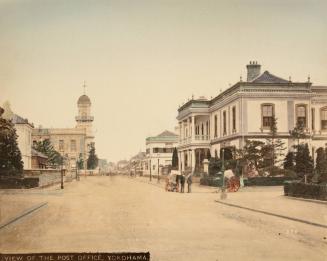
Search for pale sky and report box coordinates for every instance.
[1,0,326,162]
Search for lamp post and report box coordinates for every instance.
[220,148,227,200]
[149,159,152,181]
[157,153,160,183]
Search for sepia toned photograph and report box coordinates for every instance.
[0,1,326,260]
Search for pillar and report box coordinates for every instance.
[191,149,196,173]
[192,115,195,141]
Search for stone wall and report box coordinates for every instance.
[24,169,62,188]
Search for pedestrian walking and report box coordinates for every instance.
[180,174,185,193]
[186,173,192,193]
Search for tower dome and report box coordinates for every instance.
[77,95,91,105]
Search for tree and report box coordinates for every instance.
[171,147,179,170]
[0,107,23,176]
[243,139,265,169]
[33,139,62,167]
[283,151,295,171]
[262,116,286,174]
[87,143,98,170]
[295,143,313,179]
[76,153,84,170]
[290,121,309,148]
[315,147,327,183]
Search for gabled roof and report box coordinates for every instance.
[251,71,289,84]
[157,130,178,137]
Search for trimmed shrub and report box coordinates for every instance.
[244,176,297,186]
[284,181,327,201]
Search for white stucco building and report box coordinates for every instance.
[143,130,179,176]
[2,102,34,170]
[32,93,95,170]
[177,61,327,173]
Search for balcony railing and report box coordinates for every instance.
[195,135,209,141]
[75,116,94,122]
[180,135,210,145]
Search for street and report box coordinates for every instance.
[0,176,326,261]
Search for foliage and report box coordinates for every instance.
[283,151,295,171]
[171,147,179,170]
[295,143,314,178]
[284,181,327,201]
[76,153,84,170]
[33,139,63,167]
[220,147,233,161]
[289,122,309,146]
[87,143,98,170]
[242,139,265,169]
[0,113,23,176]
[262,116,286,173]
[315,147,327,183]
[208,157,221,176]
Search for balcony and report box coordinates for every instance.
[75,116,94,122]
[180,135,210,146]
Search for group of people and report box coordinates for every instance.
[165,172,192,193]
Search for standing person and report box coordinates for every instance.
[180,174,185,193]
[186,173,192,193]
[176,174,180,192]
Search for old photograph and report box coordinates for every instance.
[0,0,326,260]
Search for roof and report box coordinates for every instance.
[157,130,178,137]
[77,95,91,105]
[31,148,48,159]
[12,114,34,127]
[146,130,179,143]
[251,71,289,84]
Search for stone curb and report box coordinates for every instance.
[215,200,327,229]
[0,202,48,230]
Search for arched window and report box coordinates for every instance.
[321,107,327,130]
[296,104,307,128]
[261,104,274,129]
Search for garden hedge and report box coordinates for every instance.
[284,181,327,201]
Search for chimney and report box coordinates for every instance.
[246,61,261,82]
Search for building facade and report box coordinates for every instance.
[32,94,95,170]
[177,61,327,173]
[143,130,179,176]
[2,102,34,170]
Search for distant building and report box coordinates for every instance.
[98,159,109,172]
[177,61,327,173]
[144,130,179,176]
[130,151,146,174]
[32,93,95,170]
[117,160,129,171]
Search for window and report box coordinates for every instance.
[223,111,227,135]
[201,123,204,135]
[214,115,217,137]
[262,104,274,128]
[70,140,76,151]
[296,105,307,127]
[206,121,209,135]
[321,107,327,130]
[59,140,64,151]
[232,106,236,131]
[312,108,315,130]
